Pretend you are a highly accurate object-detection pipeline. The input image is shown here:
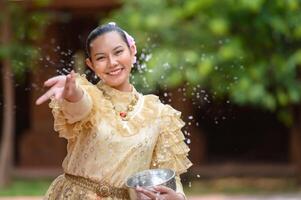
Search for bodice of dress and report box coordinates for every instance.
[49,74,192,193]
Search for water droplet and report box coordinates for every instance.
[188,116,193,120]
[62,68,70,74]
[163,63,170,69]
[197,174,200,178]
[186,139,191,144]
[145,54,152,61]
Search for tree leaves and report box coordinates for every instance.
[109,0,301,125]
[0,1,51,80]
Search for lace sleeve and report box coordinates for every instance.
[151,104,192,175]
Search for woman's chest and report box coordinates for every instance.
[75,119,161,154]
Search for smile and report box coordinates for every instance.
[107,68,123,76]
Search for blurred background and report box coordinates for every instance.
[1,0,301,199]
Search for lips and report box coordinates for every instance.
[107,68,123,76]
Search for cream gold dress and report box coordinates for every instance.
[44,75,192,200]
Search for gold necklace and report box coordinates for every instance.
[100,88,139,121]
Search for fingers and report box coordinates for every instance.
[54,88,64,99]
[35,96,45,105]
[153,186,173,194]
[136,187,161,200]
[44,75,65,87]
[36,71,74,105]
[37,75,65,105]
[35,88,56,105]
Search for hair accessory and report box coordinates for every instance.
[108,22,116,26]
[123,31,137,64]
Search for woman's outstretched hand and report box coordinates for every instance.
[136,185,185,200]
[35,70,83,105]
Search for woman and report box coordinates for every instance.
[36,22,192,200]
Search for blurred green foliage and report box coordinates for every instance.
[107,0,301,125]
[0,178,50,196]
[0,0,52,79]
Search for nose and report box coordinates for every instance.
[108,55,118,68]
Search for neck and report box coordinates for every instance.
[112,82,132,92]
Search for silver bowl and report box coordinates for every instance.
[126,168,176,199]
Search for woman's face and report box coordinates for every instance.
[86,31,135,91]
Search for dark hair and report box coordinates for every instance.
[85,23,129,58]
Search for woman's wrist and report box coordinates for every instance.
[63,73,84,103]
[64,85,84,102]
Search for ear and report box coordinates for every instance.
[86,58,93,70]
[129,45,137,64]
[130,44,136,56]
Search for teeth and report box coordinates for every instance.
[109,69,122,75]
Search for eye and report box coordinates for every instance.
[115,49,124,55]
[96,56,105,61]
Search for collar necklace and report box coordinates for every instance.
[99,86,139,121]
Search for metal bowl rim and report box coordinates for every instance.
[125,168,175,189]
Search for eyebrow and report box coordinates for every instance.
[94,45,123,56]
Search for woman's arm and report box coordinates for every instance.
[60,89,92,123]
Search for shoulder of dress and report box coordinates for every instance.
[142,94,182,111]
[142,94,165,110]
[143,94,161,103]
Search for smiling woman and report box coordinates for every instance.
[85,25,136,92]
[35,23,192,200]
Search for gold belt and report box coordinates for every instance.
[64,173,129,199]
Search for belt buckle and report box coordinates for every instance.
[97,182,111,197]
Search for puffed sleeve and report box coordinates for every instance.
[151,104,192,175]
[150,104,192,196]
[49,74,102,139]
